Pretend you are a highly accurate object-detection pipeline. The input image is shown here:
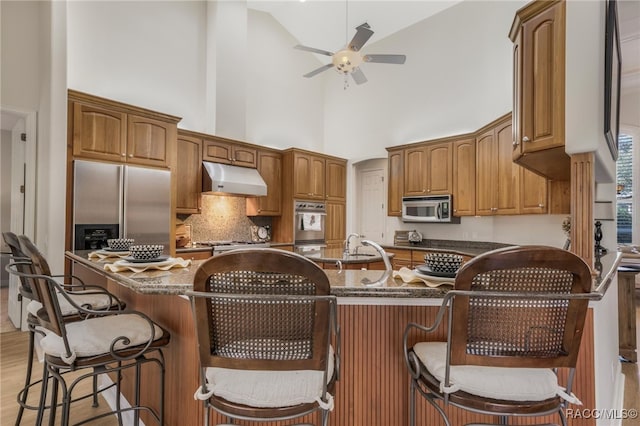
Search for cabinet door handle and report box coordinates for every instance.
[538,204,544,208]
[513,140,519,147]
[128,154,133,158]
[522,136,530,143]
[121,153,126,157]
[491,207,498,212]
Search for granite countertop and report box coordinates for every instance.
[66,248,623,301]
[382,239,512,257]
[175,245,213,253]
[65,250,445,298]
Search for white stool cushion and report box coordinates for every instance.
[413,342,575,402]
[40,314,164,362]
[27,291,117,317]
[203,345,335,408]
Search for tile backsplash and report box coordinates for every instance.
[180,195,271,243]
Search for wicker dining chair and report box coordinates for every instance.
[10,234,170,426]
[403,245,593,426]
[187,248,340,426]
[2,231,126,425]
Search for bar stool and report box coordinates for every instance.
[2,232,125,425]
[187,248,340,426]
[10,235,171,426]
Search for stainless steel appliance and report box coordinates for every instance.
[73,160,171,250]
[401,195,460,223]
[294,200,326,247]
[202,161,267,196]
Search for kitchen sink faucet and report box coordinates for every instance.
[360,240,393,287]
[344,233,364,255]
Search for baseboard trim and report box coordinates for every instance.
[606,362,625,426]
[98,374,146,426]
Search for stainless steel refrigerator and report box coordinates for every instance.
[73,159,171,251]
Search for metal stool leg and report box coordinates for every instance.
[35,362,50,426]
[47,367,59,426]
[15,328,36,425]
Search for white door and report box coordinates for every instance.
[2,107,37,330]
[4,116,25,327]
[358,168,386,242]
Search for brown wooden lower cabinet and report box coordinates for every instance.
[78,264,596,426]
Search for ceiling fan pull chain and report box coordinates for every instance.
[344,74,349,91]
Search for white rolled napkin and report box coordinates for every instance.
[392,267,454,288]
[104,257,191,273]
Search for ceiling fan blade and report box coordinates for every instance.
[351,67,368,85]
[348,23,374,52]
[294,44,334,57]
[303,64,335,78]
[363,54,407,64]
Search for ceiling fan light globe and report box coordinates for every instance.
[332,48,362,74]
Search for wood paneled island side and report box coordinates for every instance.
[65,250,620,426]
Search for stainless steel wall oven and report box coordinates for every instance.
[293,200,326,247]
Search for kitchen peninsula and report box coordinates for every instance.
[66,249,621,426]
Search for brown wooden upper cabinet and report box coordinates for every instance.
[477,114,548,216]
[510,0,569,180]
[325,158,347,202]
[202,137,257,168]
[476,115,520,215]
[247,149,282,216]
[452,137,476,216]
[176,132,202,214]
[70,91,179,168]
[293,151,326,200]
[404,142,452,196]
[386,148,404,216]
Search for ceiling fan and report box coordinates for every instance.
[294,22,406,86]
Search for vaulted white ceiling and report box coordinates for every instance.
[249,0,640,93]
[247,1,462,54]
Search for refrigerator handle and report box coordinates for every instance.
[120,165,126,238]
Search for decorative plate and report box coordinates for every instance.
[122,255,170,264]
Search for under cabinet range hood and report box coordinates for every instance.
[202,162,267,197]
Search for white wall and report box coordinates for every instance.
[1,1,41,111]
[66,2,325,148]
[67,1,207,130]
[566,1,621,420]
[246,10,325,151]
[1,1,66,271]
[323,0,526,160]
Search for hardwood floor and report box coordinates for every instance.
[1,287,639,426]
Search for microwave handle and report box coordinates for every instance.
[436,204,441,220]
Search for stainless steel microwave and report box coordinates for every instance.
[401,195,459,223]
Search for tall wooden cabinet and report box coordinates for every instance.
[476,114,548,216]
[176,132,202,214]
[246,149,282,216]
[475,117,518,216]
[452,137,476,216]
[386,148,404,216]
[273,149,347,246]
[510,0,569,180]
[326,159,347,202]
